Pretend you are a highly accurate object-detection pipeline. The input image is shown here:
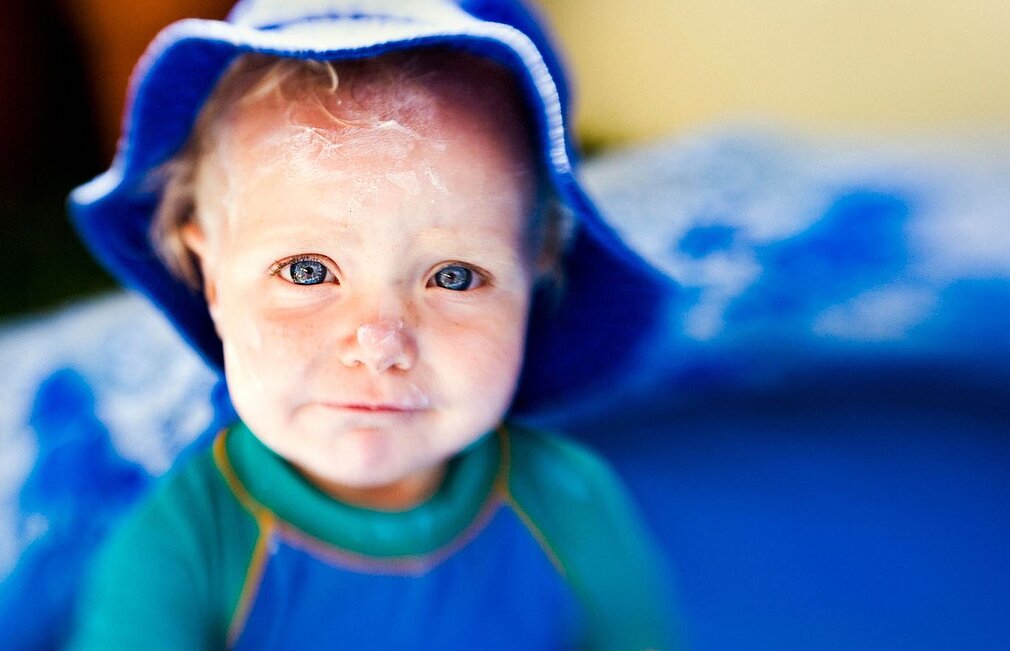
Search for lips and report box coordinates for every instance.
[313,391,431,413]
[336,403,424,413]
[307,380,431,414]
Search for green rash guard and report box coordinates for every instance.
[68,422,676,650]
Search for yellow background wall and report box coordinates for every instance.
[536,0,1010,146]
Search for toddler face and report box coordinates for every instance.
[186,72,539,507]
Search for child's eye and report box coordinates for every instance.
[289,260,328,285]
[429,264,484,291]
[272,256,336,286]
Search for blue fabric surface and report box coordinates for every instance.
[558,367,1010,650]
[235,509,579,650]
[2,129,1009,649]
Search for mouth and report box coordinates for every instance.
[308,384,431,416]
[335,403,425,414]
[313,395,431,415]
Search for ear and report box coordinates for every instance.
[180,221,220,321]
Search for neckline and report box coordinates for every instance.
[214,421,505,558]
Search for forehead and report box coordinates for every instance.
[206,51,536,172]
[195,53,540,244]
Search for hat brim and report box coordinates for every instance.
[69,14,674,417]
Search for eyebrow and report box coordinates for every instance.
[413,225,521,247]
[242,215,359,242]
[416,232,533,270]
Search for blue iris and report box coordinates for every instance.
[290,259,327,285]
[434,265,473,291]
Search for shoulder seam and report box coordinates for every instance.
[212,427,264,517]
[497,426,568,578]
[226,510,275,647]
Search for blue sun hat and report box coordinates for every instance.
[69,0,674,416]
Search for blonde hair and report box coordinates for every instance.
[149,48,567,290]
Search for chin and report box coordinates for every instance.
[307,430,421,485]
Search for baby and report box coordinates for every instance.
[164,51,555,511]
[68,1,675,649]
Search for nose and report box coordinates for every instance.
[341,318,417,373]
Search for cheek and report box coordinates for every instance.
[217,295,331,405]
[427,302,529,402]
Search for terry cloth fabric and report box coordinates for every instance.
[67,0,674,417]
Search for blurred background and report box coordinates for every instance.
[546,0,1010,145]
[2,2,1009,650]
[0,0,235,317]
[3,0,1010,317]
